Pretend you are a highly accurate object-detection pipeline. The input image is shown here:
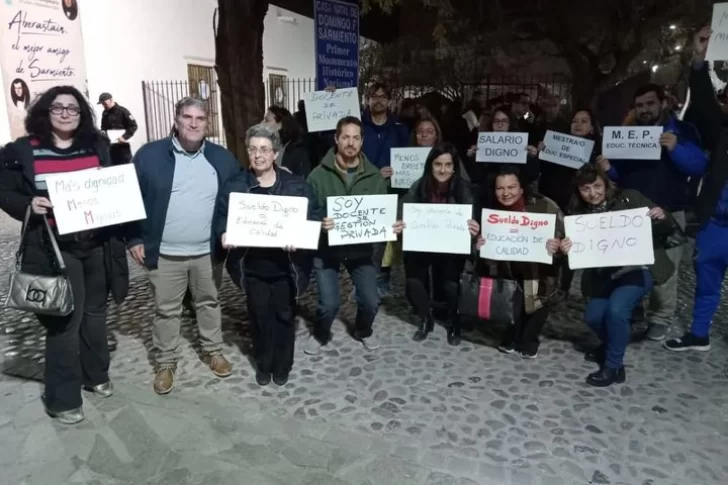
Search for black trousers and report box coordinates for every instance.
[501,305,549,354]
[244,274,296,376]
[404,253,465,323]
[37,245,110,412]
[109,143,132,166]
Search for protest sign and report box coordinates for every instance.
[564,207,654,269]
[280,220,322,250]
[46,165,146,235]
[304,87,361,132]
[602,127,662,160]
[391,147,431,189]
[226,193,309,248]
[327,194,397,245]
[707,3,728,61]
[402,203,472,255]
[480,209,556,264]
[539,130,595,169]
[476,132,528,163]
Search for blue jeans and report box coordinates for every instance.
[584,269,653,369]
[691,221,728,338]
[313,257,379,342]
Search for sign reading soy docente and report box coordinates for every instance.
[476,132,529,164]
[602,127,662,160]
[327,194,398,245]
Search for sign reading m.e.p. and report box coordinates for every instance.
[602,126,662,160]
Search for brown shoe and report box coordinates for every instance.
[206,354,233,378]
[153,367,175,395]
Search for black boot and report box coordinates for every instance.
[413,315,434,341]
[447,314,461,346]
[586,366,626,387]
[584,345,606,365]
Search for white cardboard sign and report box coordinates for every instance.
[564,207,655,269]
[602,126,662,160]
[46,165,146,235]
[390,147,431,189]
[480,209,556,265]
[539,130,594,169]
[402,203,472,255]
[707,3,728,61]
[476,132,528,164]
[225,192,312,248]
[304,87,361,133]
[327,194,397,246]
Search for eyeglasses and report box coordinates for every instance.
[49,105,81,116]
[247,147,274,155]
[417,129,436,136]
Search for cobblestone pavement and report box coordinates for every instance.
[2,211,728,485]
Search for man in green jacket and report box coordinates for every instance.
[304,116,389,355]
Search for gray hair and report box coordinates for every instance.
[245,123,281,151]
[174,97,208,119]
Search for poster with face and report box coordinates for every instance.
[0,0,88,140]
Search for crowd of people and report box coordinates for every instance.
[0,27,725,426]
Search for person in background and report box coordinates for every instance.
[475,165,563,359]
[361,83,409,296]
[664,27,728,354]
[217,123,317,386]
[98,93,138,166]
[598,83,706,341]
[394,143,480,344]
[398,98,418,132]
[560,165,675,386]
[263,105,311,177]
[0,85,129,424]
[531,94,569,143]
[304,116,389,355]
[127,97,239,395]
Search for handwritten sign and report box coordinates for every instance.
[707,3,728,61]
[46,165,146,235]
[602,127,662,160]
[304,87,361,133]
[0,1,88,141]
[564,207,654,270]
[480,209,556,264]
[539,130,594,169]
[327,194,397,246]
[226,193,309,248]
[402,203,472,255]
[476,132,528,163]
[391,147,431,189]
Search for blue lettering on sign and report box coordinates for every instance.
[314,0,359,90]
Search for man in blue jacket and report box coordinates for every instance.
[664,27,728,354]
[599,83,707,341]
[127,97,240,395]
[361,83,409,295]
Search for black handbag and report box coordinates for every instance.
[3,207,74,316]
[458,271,523,324]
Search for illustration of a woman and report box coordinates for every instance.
[9,78,30,139]
[62,0,78,21]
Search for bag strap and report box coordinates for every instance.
[14,205,66,271]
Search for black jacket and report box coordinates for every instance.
[0,136,129,304]
[101,104,138,142]
[281,137,311,177]
[216,166,319,298]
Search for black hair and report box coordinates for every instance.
[266,105,302,145]
[367,82,391,99]
[335,116,362,138]
[633,83,666,103]
[10,78,30,109]
[417,142,467,202]
[567,164,618,215]
[487,165,531,205]
[25,85,101,147]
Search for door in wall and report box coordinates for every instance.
[187,64,221,138]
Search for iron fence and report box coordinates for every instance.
[141,74,573,145]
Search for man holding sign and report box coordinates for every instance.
[305,116,391,354]
[599,83,706,341]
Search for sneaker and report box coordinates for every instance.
[664,332,711,352]
[304,335,324,355]
[520,349,539,360]
[272,373,289,386]
[361,334,380,351]
[153,366,176,395]
[498,341,517,355]
[645,324,668,341]
[46,407,85,425]
[206,354,233,378]
[256,371,272,386]
[84,382,114,398]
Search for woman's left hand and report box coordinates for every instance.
[527,145,538,156]
[392,221,406,235]
[467,219,480,237]
[545,238,561,255]
[647,207,666,220]
[283,245,296,252]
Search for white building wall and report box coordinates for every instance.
[0,1,319,150]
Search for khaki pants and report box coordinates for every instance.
[647,211,686,327]
[147,254,223,366]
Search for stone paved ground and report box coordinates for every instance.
[2,210,728,485]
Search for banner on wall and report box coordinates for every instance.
[0,0,88,141]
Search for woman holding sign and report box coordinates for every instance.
[0,85,129,424]
[560,165,675,387]
[474,166,564,359]
[393,142,480,345]
[217,123,317,387]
